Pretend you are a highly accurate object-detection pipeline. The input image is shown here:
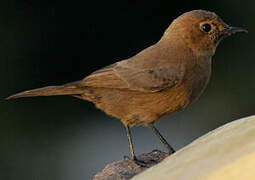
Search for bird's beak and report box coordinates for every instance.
[215,26,247,46]
[223,26,248,36]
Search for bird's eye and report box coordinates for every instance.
[202,23,211,32]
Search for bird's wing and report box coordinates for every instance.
[82,62,184,92]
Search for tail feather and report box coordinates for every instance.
[6,81,85,100]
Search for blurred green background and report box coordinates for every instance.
[1,0,254,179]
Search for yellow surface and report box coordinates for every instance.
[132,115,255,180]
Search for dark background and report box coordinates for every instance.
[1,0,254,179]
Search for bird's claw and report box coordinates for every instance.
[123,155,150,167]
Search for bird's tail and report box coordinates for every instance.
[5,80,85,100]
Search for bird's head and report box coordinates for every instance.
[163,10,248,56]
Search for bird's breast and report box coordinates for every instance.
[182,58,212,104]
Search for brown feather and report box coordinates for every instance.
[6,81,85,100]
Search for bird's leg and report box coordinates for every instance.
[124,125,148,167]
[125,125,136,160]
[149,124,175,154]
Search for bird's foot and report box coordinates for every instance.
[167,147,175,155]
[123,155,150,167]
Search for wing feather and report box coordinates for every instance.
[82,62,184,92]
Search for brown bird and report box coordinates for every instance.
[6,10,247,164]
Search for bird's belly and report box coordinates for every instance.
[83,86,190,126]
